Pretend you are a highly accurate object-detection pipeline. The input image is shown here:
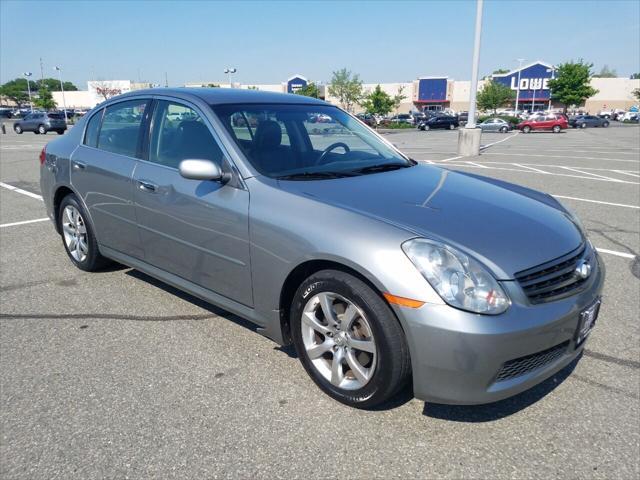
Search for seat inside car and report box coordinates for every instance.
[175,120,219,162]
[251,120,296,172]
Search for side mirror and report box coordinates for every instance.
[179,159,230,183]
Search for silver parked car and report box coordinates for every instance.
[478,118,513,133]
[40,89,604,408]
[14,111,67,135]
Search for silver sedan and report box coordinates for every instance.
[478,117,513,133]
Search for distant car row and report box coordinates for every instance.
[0,107,90,119]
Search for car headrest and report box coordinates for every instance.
[254,120,282,149]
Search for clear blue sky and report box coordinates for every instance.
[1,0,639,88]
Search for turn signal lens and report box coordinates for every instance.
[383,293,425,309]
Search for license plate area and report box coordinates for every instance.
[575,298,600,347]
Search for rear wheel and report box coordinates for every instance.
[580,122,587,129]
[58,194,111,272]
[602,121,609,128]
[552,125,561,133]
[291,270,411,408]
[37,124,46,134]
[14,124,22,134]
[500,126,508,133]
[423,125,430,131]
[449,123,455,130]
[56,130,65,135]
[522,125,531,133]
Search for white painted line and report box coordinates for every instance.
[480,132,519,150]
[466,161,489,168]
[439,155,463,163]
[512,163,550,174]
[560,166,625,183]
[495,147,640,155]
[614,170,640,178]
[0,217,49,229]
[596,248,636,259]
[0,182,43,201]
[489,152,640,163]
[552,195,640,209]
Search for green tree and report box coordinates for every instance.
[328,68,363,111]
[633,88,640,101]
[392,85,407,113]
[0,78,39,106]
[295,82,319,98]
[476,79,516,114]
[593,65,617,78]
[630,73,640,80]
[33,87,57,110]
[492,68,510,75]
[38,78,79,91]
[360,85,394,116]
[547,60,599,112]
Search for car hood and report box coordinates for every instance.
[275,164,583,279]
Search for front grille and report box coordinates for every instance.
[515,244,593,303]
[495,341,569,382]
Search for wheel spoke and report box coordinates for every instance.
[346,350,370,384]
[340,304,359,331]
[301,311,332,335]
[67,237,77,251]
[348,337,376,354]
[306,339,334,360]
[330,347,345,386]
[78,237,88,255]
[76,223,86,234]
[318,293,336,324]
[64,207,74,225]
[62,224,75,235]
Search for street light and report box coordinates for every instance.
[514,58,524,114]
[465,0,483,129]
[54,66,68,123]
[223,67,237,87]
[23,72,33,112]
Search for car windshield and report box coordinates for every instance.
[212,104,413,179]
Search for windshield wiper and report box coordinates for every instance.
[276,171,355,180]
[352,163,413,174]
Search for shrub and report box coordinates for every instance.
[478,115,520,125]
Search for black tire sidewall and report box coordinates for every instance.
[290,270,409,408]
[58,194,105,272]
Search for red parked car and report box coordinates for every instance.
[517,115,568,133]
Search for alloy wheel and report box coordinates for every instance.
[301,292,377,390]
[62,205,88,262]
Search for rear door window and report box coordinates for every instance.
[84,109,103,148]
[97,100,148,158]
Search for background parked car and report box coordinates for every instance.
[355,113,377,127]
[418,115,459,131]
[568,115,610,128]
[517,115,568,133]
[478,118,513,133]
[13,112,67,134]
[389,113,414,125]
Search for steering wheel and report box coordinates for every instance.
[315,142,350,165]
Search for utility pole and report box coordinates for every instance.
[24,72,34,112]
[515,58,524,113]
[54,66,68,123]
[165,72,169,88]
[39,57,45,87]
[457,0,484,156]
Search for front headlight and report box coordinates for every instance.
[402,238,510,315]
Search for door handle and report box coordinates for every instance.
[137,180,158,193]
[72,161,86,171]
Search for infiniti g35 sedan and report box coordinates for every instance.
[40,89,604,408]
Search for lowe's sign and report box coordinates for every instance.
[492,62,554,101]
[287,75,308,94]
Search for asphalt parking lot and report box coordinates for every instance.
[1,122,639,479]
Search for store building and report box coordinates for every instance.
[491,61,555,111]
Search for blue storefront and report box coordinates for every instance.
[492,61,555,111]
[415,77,449,111]
[286,75,308,94]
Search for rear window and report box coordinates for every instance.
[47,113,65,119]
[97,100,148,158]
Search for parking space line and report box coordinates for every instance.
[480,132,519,150]
[560,166,627,182]
[552,194,640,209]
[614,170,640,178]
[596,248,636,259]
[488,152,639,163]
[0,182,43,201]
[0,218,49,229]
[512,163,550,174]
[439,155,463,163]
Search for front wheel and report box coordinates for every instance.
[58,194,111,272]
[522,125,531,133]
[423,125,430,131]
[449,123,455,130]
[37,124,47,134]
[500,126,508,133]
[291,270,411,408]
[580,122,587,129]
[602,121,609,128]
[553,125,561,133]
[56,130,65,135]
[14,125,22,134]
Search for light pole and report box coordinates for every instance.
[54,66,68,123]
[223,67,237,87]
[24,72,33,112]
[465,0,484,129]
[514,58,524,114]
[547,67,555,111]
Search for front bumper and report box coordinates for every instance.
[396,253,605,405]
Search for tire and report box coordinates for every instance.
[580,122,587,129]
[423,125,430,131]
[58,193,111,272]
[522,126,531,133]
[500,126,508,133]
[553,125,561,133]
[602,121,609,128]
[56,130,65,135]
[449,123,455,130]
[37,124,46,134]
[14,125,22,134]
[290,270,411,409]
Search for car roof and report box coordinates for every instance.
[113,87,327,106]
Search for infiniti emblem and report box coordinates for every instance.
[575,259,592,279]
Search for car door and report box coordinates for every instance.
[133,99,252,306]
[69,99,148,259]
